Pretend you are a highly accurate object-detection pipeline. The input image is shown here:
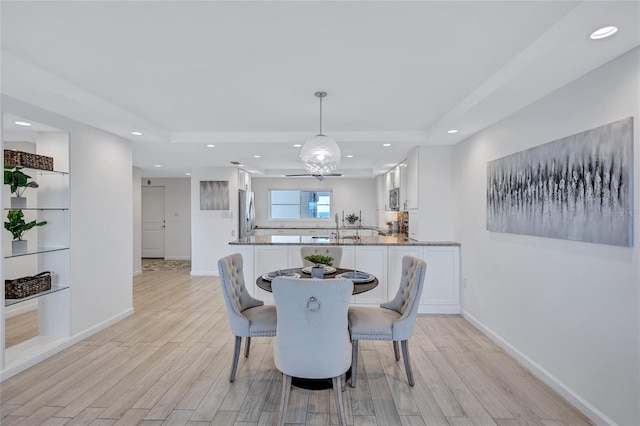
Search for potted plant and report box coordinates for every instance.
[4,209,47,254]
[345,213,359,226]
[304,254,333,278]
[4,165,39,209]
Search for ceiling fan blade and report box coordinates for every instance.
[284,173,343,178]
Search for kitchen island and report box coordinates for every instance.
[229,235,460,313]
[231,234,458,246]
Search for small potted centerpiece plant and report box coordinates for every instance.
[345,213,359,227]
[4,209,47,255]
[4,165,40,209]
[304,254,333,278]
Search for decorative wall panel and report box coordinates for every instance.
[487,117,633,246]
[200,180,229,210]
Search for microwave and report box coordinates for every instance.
[389,187,400,211]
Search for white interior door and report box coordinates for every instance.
[142,186,165,258]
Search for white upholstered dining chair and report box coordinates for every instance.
[217,253,277,382]
[300,246,342,267]
[271,277,353,426]
[348,255,427,387]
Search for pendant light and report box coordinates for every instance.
[300,91,341,175]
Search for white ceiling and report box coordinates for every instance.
[1,1,639,178]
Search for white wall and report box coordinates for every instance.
[416,146,455,241]
[132,167,142,275]
[2,95,134,340]
[70,126,133,334]
[190,167,239,275]
[251,177,377,228]
[453,48,639,425]
[142,177,191,261]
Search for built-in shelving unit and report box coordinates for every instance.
[2,118,70,377]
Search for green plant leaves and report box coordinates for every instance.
[346,213,359,224]
[304,254,333,266]
[4,165,39,197]
[4,209,47,240]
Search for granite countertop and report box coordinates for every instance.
[254,226,379,230]
[229,235,460,246]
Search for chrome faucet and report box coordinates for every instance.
[334,213,340,241]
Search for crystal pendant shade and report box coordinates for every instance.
[301,91,341,175]
[301,134,342,175]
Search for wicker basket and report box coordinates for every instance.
[5,271,52,299]
[4,150,54,171]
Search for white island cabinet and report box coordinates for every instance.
[388,246,460,313]
[230,236,460,313]
[353,246,387,305]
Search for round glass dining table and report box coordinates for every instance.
[255,267,378,390]
[256,267,378,294]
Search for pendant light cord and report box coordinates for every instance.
[319,94,323,136]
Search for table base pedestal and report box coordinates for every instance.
[291,369,352,390]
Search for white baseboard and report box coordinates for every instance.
[133,269,142,277]
[165,256,191,261]
[190,270,217,276]
[418,304,459,314]
[1,307,134,382]
[461,309,615,426]
[71,307,135,342]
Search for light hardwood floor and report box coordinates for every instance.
[2,268,592,425]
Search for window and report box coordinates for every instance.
[270,190,332,219]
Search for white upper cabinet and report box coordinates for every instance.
[405,147,419,210]
[383,165,402,211]
[385,165,400,192]
[399,161,407,210]
[238,169,250,191]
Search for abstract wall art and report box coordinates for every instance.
[487,117,633,246]
[200,180,229,210]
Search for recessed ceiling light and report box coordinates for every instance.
[254,155,261,158]
[206,144,215,148]
[590,26,618,40]
[346,155,354,158]
[154,164,162,168]
[447,129,459,134]
[383,143,391,147]
[15,121,31,126]
[185,172,191,176]
[293,144,302,147]
[131,131,143,136]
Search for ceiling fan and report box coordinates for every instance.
[285,173,342,181]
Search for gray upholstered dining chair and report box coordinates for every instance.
[348,255,426,387]
[271,277,353,426]
[300,246,342,267]
[217,253,277,382]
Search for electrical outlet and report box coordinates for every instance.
[462,277,468,288]
[231,230,235,237]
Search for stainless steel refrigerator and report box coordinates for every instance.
[239,190,255,238]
